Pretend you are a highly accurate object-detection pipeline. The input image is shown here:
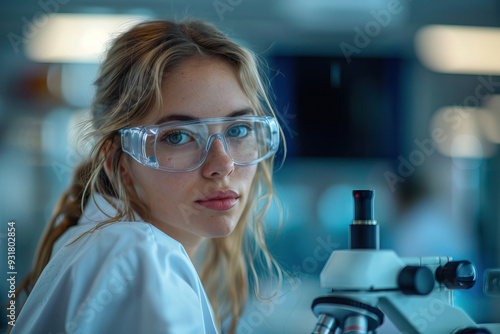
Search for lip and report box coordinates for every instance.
[195,190,240,211]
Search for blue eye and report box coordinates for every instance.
[164,131,191,145]
[227,125,249,138]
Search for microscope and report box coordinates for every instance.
[311,190,500,334]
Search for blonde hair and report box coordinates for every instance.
[14,19,285,333]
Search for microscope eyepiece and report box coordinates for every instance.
[353,190,374,221]
[350,189,379,249]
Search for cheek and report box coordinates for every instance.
[248,165,258,182]
[149,173,189,202]
[129,163,190,206]
[238,165,258,190]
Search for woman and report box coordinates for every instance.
[12,19,285,334]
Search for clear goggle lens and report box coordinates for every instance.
[120,116,279,172]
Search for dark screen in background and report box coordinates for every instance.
[270,56,402,159]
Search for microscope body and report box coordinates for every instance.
[311,190,500,334]
[315,249,496,333]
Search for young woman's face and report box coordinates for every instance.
[123,57,258,253]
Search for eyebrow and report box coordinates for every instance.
[154,108,254,125]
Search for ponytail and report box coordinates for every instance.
[13,160,92,302]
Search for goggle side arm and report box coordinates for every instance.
[265,117,280,154]
[121,128,159,169]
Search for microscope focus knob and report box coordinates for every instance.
[436,261,477,289]
[398,266,434,295]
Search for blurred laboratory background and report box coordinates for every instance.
[1,0,500,333]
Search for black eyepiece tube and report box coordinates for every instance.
[350,190,379,250]
[353,190,374,220]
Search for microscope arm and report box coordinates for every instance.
[377,292,477,333]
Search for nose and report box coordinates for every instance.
[201,134,234,178]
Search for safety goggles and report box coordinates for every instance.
[119,116,280,172]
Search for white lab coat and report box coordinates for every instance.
[12,194,218,334]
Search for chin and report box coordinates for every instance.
[202,218,237,238]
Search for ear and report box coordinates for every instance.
[118,157,134,188]
[102,138,134,187]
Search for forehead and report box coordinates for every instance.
[146,57,253,124]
